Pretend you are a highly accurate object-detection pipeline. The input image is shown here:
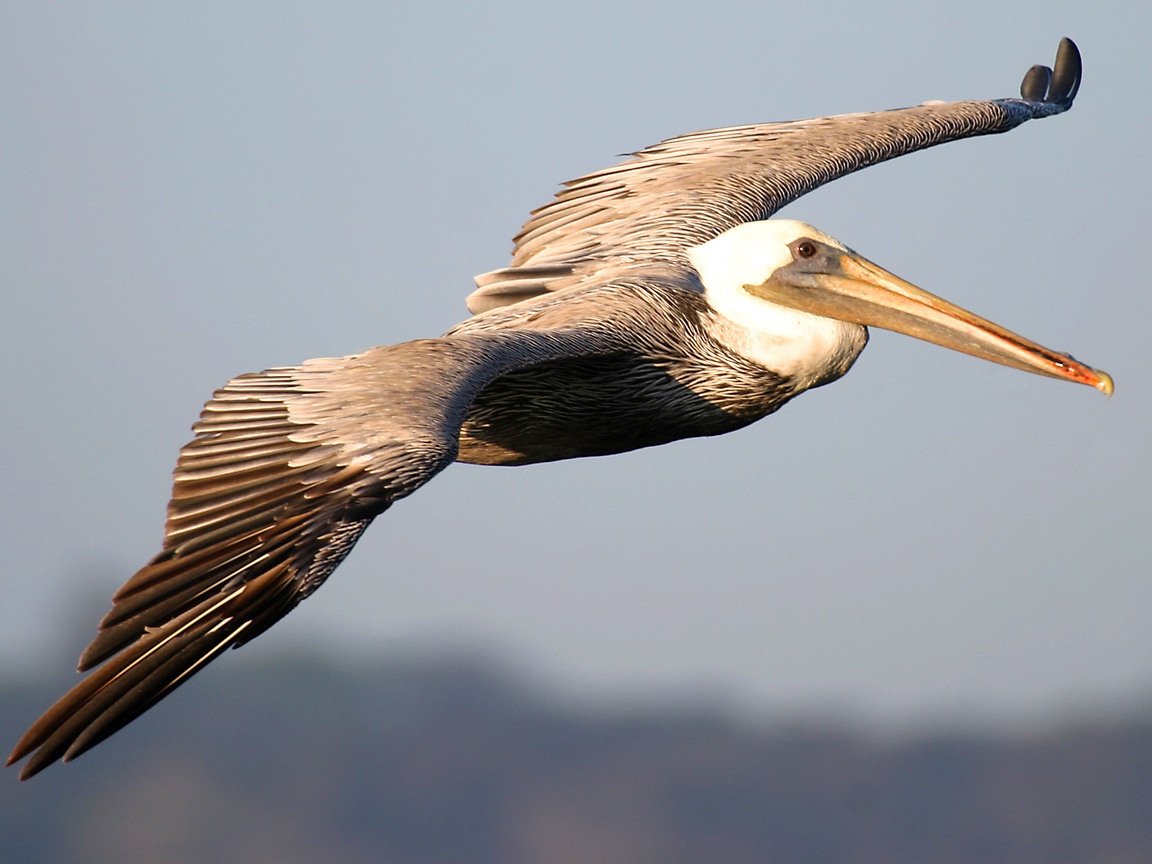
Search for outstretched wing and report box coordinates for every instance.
[468,38,1081,313]
[8,327,613,779]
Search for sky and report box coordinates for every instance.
[2,1,1149,734]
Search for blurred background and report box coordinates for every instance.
[2,1,1149,861]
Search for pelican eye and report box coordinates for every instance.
[794,240,818,259]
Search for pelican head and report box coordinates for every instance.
[689,219,1113,395]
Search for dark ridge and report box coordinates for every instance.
[4,654,1151,864]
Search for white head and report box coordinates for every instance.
[687,219,868,389]
[689,219,850,290]
[686,218,1113,396]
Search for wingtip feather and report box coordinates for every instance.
[1050,37,1081,106]
[1019,38,1081,109]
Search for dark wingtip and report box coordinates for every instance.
[1020,38,1081,107]
[1049,37,1082,105]
[1020,64,1051,101]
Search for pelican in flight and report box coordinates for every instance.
[10,39,1110,778]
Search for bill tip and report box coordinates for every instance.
[1093,370,1114,397]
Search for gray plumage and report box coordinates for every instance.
[468,40,1079,313]
[10,39,1096,779]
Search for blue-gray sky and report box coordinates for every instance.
[2,1,1149,730]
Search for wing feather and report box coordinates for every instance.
[9,327,617,778]
[468,39,1081,313]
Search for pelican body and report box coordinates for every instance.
[10,39,1110,779]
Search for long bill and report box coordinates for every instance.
[755,252,1113,395]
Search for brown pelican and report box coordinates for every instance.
[9,38,1110,779]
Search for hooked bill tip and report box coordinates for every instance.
[1093,370,1115,397]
